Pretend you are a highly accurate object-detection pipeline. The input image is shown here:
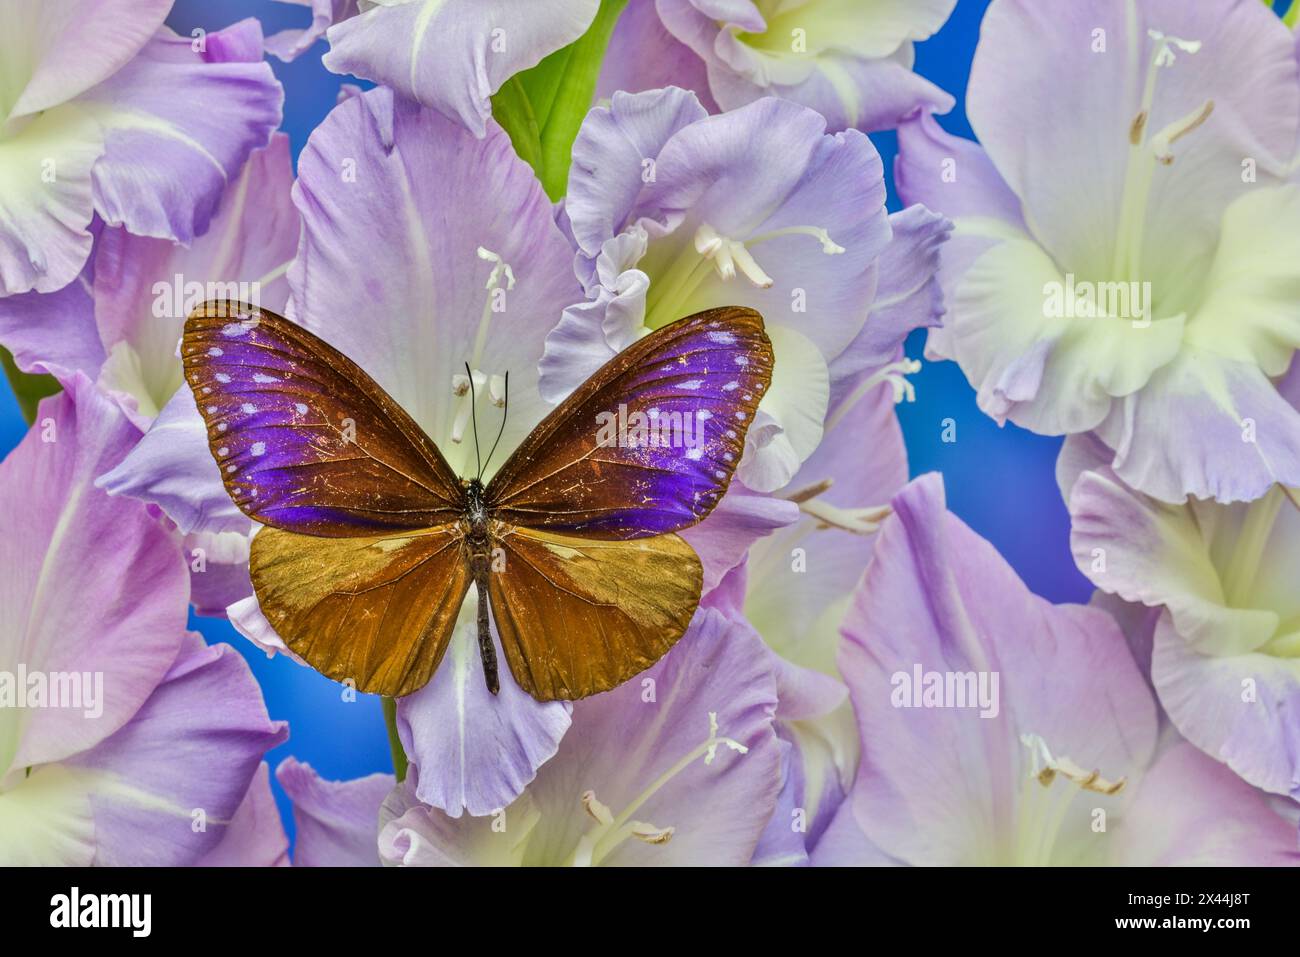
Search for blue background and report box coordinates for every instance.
[0,0,1099,846]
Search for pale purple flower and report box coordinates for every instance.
[1,131,298,425]
[1063,420,1300,799]
[266,611,785,866]
[743,204,947,687]
[393,622,572,819]
[374,610,783,866]
[896,0,1300,505]
[547,87,912,497]
[264,0,359,62]
[9,132,302,615]
[0,376,286,864]
[0,7,282,297]
[833,473,1297,865]
[200,763,291,866]
[297,0,601,137]
[654,0,956,132]
[727,205,949,832]
[730,363,913,833]
[597,0,718,110]
[277,758,393,866]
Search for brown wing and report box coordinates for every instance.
[486,523,702,701]
[182,301,466,537]
[484,306,773,539]
[250,524,471,696]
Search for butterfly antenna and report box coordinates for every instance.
[482,371,509,478]
[466,361,482,480]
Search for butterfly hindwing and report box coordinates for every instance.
[250,524,471,697]
[486,524,702,701]
[485,306,773,539]
[182,301,465,536]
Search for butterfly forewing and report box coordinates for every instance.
[182,301,465,536]
[485,306,773,539]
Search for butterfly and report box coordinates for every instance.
[181,301,773,702]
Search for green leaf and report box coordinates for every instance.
[1,346,60,425]
[490,0,629,200]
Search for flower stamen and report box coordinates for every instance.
[1020,733,1126,795]
[1150,99,1214,165]
[447,247,514,446]
[449,369,486,444]
[748,224,846,255]
[1111,28,1204,281]
[782,479,892,535]
[826,358,921,435]
[567,712,748,866]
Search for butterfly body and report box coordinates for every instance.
[461,477,500,695]
[182,302,773,703]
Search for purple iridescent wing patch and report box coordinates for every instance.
[181,302,466,537]
[486,306,774,539]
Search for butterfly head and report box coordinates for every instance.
[464,476,485,509]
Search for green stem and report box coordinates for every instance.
[382,696,408,782]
